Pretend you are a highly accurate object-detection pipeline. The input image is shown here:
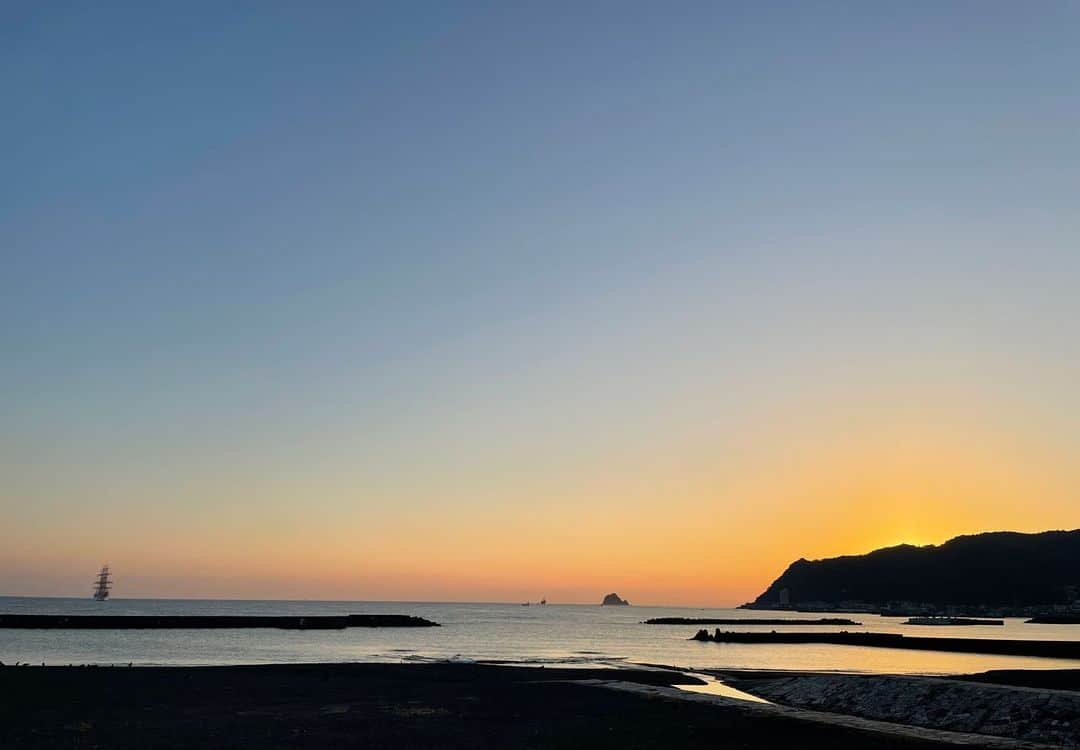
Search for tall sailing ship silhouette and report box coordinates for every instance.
[92,565,112,601]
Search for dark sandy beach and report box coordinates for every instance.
[0,662,976,749]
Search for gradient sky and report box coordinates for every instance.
[3,2,1079,604]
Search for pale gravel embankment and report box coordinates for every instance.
[715,672,1080,747]
[591,679,1056,748]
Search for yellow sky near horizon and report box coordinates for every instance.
[6,380,1076,605]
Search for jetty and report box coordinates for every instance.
[643,617,861,626]
[0,614,439,630]
[690,629,1080,659]
[1026,614,1080,624]
[904,617,1003,626]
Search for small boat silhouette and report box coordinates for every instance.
[92,566,112,601]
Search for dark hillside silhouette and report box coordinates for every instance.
[747,530,1080,609]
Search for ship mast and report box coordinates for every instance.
[92,565,112,601]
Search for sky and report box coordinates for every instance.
[3,2,1079,605]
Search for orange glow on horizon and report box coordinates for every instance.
[5,381,1077,605]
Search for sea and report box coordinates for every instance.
[3,597,1079,675]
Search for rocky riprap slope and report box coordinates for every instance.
[737,673,1080,746]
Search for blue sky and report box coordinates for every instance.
[3,2,1079,601]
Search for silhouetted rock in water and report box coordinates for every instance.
[601,593,629,606]
[744,529,1080,611]
[692,629,711,641]
[644,617,861,625]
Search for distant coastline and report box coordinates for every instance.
[743,529,1080,618]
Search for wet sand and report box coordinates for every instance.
[0,662,964,749]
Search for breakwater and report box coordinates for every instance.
[0,614,439,630]
[643,617,861,626]
[691,630,1080,658]
[904,617,1004,626]
[1027,615,1080,624]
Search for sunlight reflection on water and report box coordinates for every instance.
[676,674,772,703]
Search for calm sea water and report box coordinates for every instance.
[3,597,1079,675]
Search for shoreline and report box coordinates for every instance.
[0,661,1035,749]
